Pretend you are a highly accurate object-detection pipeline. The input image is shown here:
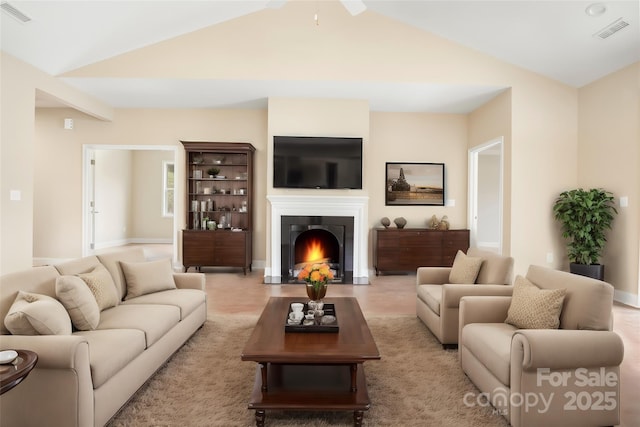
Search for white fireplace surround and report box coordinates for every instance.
[267,195,369,279]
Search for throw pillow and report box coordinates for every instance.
[505,276,567,329]
[55,275,101,330]
[448,250,483,284]
[121,258,176,300]
[77,264,119,311]
[4,291,72,335]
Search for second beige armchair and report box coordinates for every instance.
[416,248,514,347]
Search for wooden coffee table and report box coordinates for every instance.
[241,297,380,427]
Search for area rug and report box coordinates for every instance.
[108,315,508,426]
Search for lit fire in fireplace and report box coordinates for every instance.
[295,238,330,269]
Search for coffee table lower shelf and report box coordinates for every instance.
[247,363,371,427]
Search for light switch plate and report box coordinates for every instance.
[9,190,21,201]
[620,196,628,207]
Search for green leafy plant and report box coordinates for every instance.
[552,188,617,265]
[207,167,220,177]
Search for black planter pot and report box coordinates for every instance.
[569,263,604,281]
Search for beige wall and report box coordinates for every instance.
[131,150,173,241]
[28,107,268,264]
[578,62,640,302]
[468,90,512,257]
[1,53,113,274]
[4,3,636,302]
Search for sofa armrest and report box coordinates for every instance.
[416,267,451,288]
[173,272,205,290]
[0,334,89,369]
[442,284,513,309]
[0,334,93,427]
[512,329,624,370]
[459,295,511,327]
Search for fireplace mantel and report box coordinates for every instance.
[267,195,369,279]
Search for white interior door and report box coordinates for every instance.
[468,138,503,254]
[83,148,97,255]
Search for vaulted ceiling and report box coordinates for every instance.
[2,0,638,112]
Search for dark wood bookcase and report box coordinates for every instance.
[373,228,469,275]
[181,141,255,274]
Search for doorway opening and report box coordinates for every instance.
[468,138,504,254]
[82,145,178,265]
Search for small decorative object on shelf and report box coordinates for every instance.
[380,217,391,228]
[438,215,450,230]
[206,167,220,178]
[428,214,439,229]
[394,217,407,229]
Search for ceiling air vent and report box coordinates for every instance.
[593,18,629,39]
[1,1,31,23]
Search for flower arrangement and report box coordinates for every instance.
[298,263,334,288]
[298,263,334,301]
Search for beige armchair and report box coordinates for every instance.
[416,248,514,348]
[459,265,624,427]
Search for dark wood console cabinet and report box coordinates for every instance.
[373,228,469,275]
[181,141,255,274]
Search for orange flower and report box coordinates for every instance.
[298,262,333,286]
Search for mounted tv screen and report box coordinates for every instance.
[273,136,363,189]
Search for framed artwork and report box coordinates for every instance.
[385,162,445,206]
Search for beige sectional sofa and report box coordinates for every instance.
[459,265,623,427]
[0,247,207,427]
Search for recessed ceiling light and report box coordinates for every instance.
[585,3,607,17]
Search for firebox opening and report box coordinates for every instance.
[294,229,340,269]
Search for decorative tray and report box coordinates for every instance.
[285,303,339,333]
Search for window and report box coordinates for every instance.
[163,161,174,217]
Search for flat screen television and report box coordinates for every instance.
[273,136,363,189]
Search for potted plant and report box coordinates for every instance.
[207,167,220,178]
[552,188,617,280]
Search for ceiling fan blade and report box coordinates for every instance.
[341,0,367,16]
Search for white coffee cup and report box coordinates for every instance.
[289,311,303,321]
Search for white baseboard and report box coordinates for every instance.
[94,239,129,250]
[614,289,640,308]
[128,238,173,244]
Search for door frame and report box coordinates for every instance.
[82,145,179,264]
[468,137,504,254]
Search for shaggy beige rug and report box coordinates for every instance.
[108,315,508,426]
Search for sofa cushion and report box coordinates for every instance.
[77,264,120,311]
[96,247,147,301]
[122,289,205,320]
[97,304,180,347]
[4,291,72,335]
[416,285,442,316]
[120,259,176,300]
[467,248,513,285]
[0,265,60,335]
[449,250,483,284]
[54,255,101,276]
[74,328,146,388]
[505,276,566,329]
[55,275,101,330]
[462,322,517,386]
[525,265,614,331]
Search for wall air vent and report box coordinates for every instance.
[593,18,629,39]
[1,1,32,23]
